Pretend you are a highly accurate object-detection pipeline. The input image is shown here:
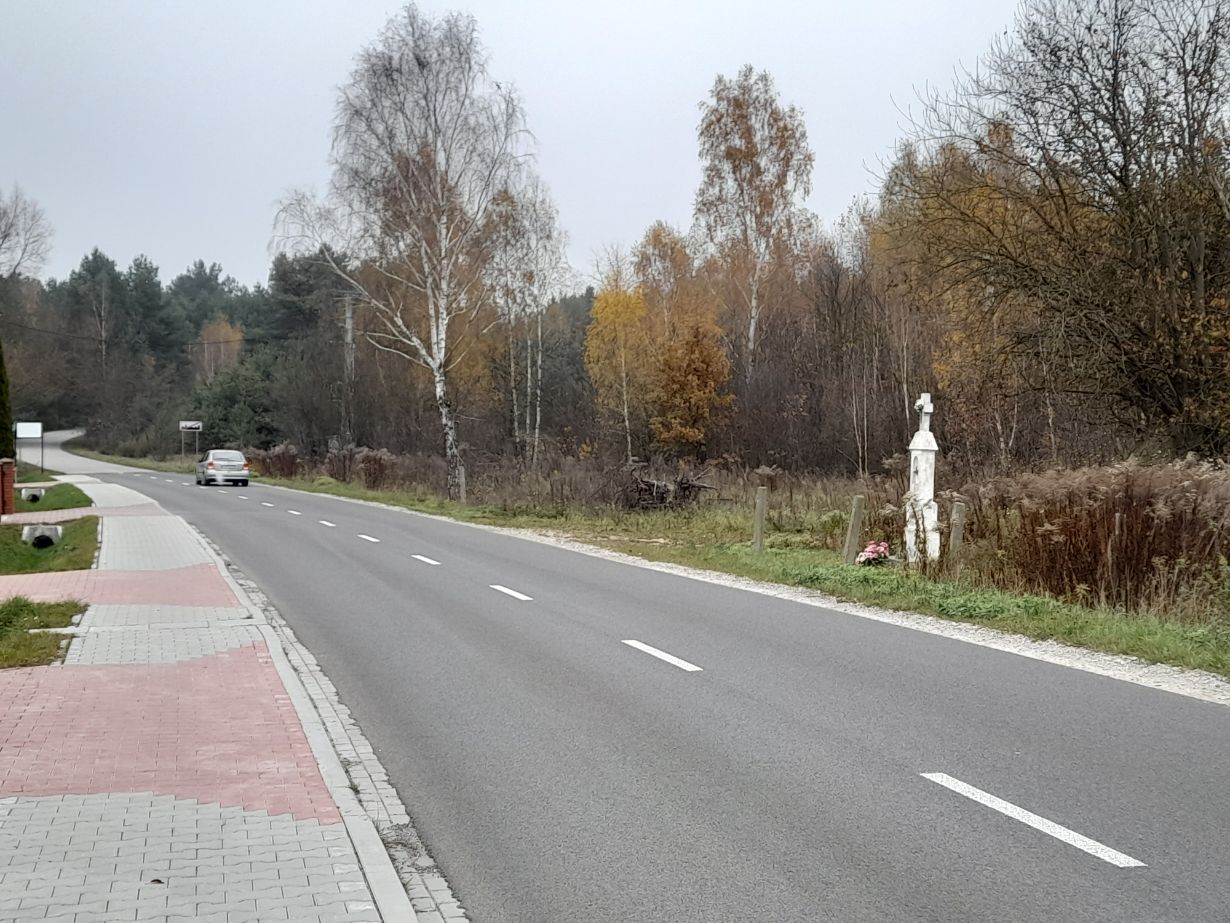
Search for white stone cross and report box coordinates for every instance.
[915,392,934,433]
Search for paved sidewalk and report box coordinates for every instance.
[0,480,416,921]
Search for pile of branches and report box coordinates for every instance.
[618,468,716,510]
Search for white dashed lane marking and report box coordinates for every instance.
[920,773,1145,868]
[319,520,336,528]
[288,510,302,516]
[358,534,380,543]
[490,585,532,601]
[237,495,249,500]
[261,502,275,508]
[621,639,703,672]
[411,555,441,566]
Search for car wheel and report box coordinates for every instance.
[241,480,249,487]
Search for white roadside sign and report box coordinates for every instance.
[14,422,42,439]
[179,421,203,432]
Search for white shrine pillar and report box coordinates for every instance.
[904,392,940,564]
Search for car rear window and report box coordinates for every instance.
[213,451,245,462]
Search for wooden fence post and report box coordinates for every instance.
[752,486,768,554]
[948,501,966,575]
[843,495,866,565]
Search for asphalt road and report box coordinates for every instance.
[33,435,1230,922]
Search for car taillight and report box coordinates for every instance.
[206,461,215,469]
[242,463,249,470]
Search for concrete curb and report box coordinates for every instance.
[184,514,419,923]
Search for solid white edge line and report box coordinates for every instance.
[319,520,336,527]
[621,639,703,672]
[920,773,1145,868]
[411,554,441,566]
[358,534,380,543]
[490,584,532,601]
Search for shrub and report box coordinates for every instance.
[964,460,1230,617]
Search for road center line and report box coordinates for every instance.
[490,584,532,601]
[920,773,1145,868]
[319,520,336,527]
[261,502,275,507]
[288,510,301,516]
[411,554,441,566]
[358,534,380,543]
[621,639,703,672]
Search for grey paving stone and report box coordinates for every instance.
[97,517,215,571]
[0,795,376,921]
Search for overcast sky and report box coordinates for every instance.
[1,0,1018,288]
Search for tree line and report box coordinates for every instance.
[3,0,1229,491]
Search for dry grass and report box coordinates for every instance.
[961,460,1230,620]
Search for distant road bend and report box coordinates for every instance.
[31,432,1230,922]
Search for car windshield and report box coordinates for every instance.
[212,451,245,462]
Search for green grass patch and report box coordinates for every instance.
[63,445,195,474]
[0,517,98,575]
[0,596,85,668]
[16,462,62,483]
[14,484,92,513]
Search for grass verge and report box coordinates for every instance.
[0,596,84,668]
[16,462,62,483]
[60,449,1230,680]
[64,445,195,474]
[0,517,98,575]
[14,484,93,513]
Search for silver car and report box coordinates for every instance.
[195,449,250,486]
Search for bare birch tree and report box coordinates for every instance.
[0,185,51,279]
[486,175,571,466]
[277,4,526,498]
[694,66,813,379]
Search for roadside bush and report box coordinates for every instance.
[247,443,300,479]
[964,460,1230,618]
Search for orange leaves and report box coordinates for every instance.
[649,322,733,457]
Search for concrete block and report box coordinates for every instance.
[21,525,63,549]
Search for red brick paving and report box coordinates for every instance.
[0,564,240,606]
[0,643,341,823]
